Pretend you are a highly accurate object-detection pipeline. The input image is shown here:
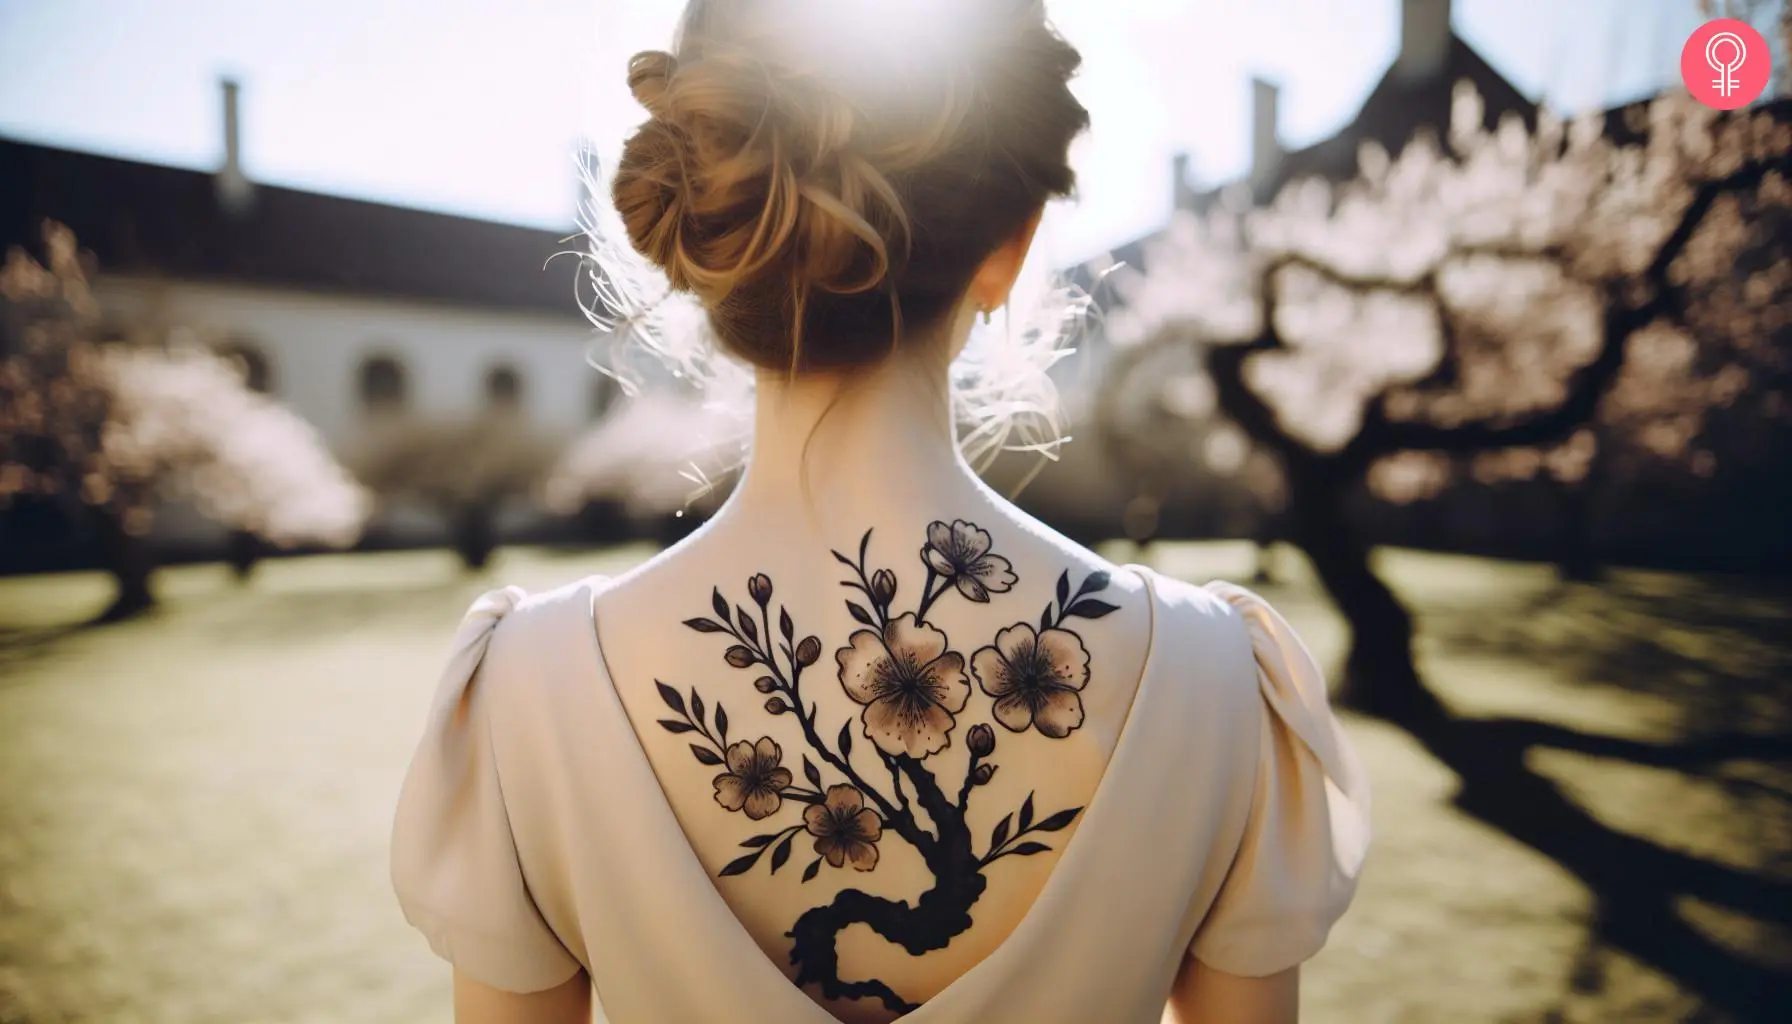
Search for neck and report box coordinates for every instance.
[732,348,979,521]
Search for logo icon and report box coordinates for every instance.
[1681,19,1771,110]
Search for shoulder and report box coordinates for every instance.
[1128,568,1260,671]
[442,575,609,721]
[476,577,602,662]
[970,495,1154,621]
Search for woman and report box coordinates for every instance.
[390,1,1370,1021]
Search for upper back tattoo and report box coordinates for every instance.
[654,520,1121,1015]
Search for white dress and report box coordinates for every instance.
[389,566,1370,1023]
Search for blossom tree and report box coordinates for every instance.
[652,523,1113,1013]
[1101,88,1791,717]
[350,410,563,571]
[0,223,370,619]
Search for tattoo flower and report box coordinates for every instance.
[921,520,1016,602]
[870,569,897,605]
[748,573,773,606]
[971,624,1091,739]
[804,785,883,871]
[967,722,995,758]
[713,737,793,820]
[837,613,970,758]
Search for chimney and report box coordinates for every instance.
[1249,78,1282,201]
[1392,0,1452,83]
[216,77,254,216]
[1171,151,1193,212]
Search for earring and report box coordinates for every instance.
[981,308,993,326]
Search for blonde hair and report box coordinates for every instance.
[579,0,1093,476]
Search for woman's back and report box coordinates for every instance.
[595,479,1152,1021]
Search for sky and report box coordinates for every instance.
[0,0,1742,266]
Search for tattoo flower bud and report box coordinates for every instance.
[870,569,897,605]
[971,763,997,786]
[765,697,790,715]
[753,675,779,694]
[724,645,756,669]
[967,723,995,758]
[748,573,773,607]
[794,636,822,667]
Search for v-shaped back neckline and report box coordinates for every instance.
[578,564,1174,1023]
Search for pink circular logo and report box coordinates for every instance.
[1681,19,1771,110]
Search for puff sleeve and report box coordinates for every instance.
[1188,582,1372,977]
[389,587,583,993]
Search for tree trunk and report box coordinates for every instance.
[225,530,264,582]
[93,508,155,622]
[450,503,497,572]
[787,757,987,1015]
[1251,517,1278,584]
[1553,437,1608,582]
[1552,477,1603,582]
[1286,469,1442,724]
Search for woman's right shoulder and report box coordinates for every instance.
[436,576,611,709]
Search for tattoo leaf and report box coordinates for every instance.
[831,550,858,571]
[1008,842,1052,857]
[1075,570,1112,598]
[683,617,725,634]
[780,607,794,642]
[715,704,729,742]
[858,529,871,566]
[1039,606,1052,631]
[657,718,697,735]
[1056,570,1070,608]
[801,858,821,883]
[740,833,779,848]
[803,755,823,790]
[989,813,1013,852]
[1033,807,1081,833]
[1019,792,1035,832]
[690,744,723,766]
[848,602,875,627]
[719,850,762,877]
[656,681,686,716]
[1065,599,1121,620]
[712,588,731,622]
[737,607,758,644]
[691,690,706,730]
[771,832,794,873]
[838,722,854,759]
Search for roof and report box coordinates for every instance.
[1068,33,1537,303]
[0,137,591,319]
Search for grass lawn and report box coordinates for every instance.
[0,542,1786,1023]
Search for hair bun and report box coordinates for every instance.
[605,0,1088,374]
[612,42,903,314]
[626,50,678,117]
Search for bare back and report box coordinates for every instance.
[594,491,1152,1022]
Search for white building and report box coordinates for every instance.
[1,79,618,554]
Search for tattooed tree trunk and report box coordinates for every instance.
[787,757,986,1015]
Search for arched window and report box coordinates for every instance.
[485,364,524,412]
[217,339,273,394]
[589,372,620,420]
[359,354,408,413]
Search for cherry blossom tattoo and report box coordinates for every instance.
[655,520,1120,1014]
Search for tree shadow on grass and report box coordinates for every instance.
[1393,572,1792,1022]
[0,624,85,684]
[181,579,485,645]
[0,573,484,688]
